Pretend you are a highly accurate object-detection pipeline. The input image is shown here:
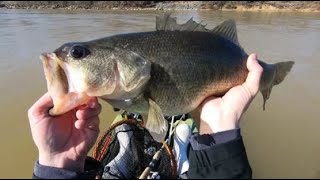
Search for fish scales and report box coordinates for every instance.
[40,13,294,135]
[92,31,248,115]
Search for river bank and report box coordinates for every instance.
[0,1,319,12]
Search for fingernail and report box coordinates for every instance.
[253,53,257,60]
[79,104,88,109]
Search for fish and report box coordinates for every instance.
[40,13,294,135]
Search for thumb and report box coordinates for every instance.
[243,53,263,96]
[28,92,53,119]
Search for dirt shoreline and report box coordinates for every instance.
[0,1,319,12]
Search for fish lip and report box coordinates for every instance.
[40,52,55,75]
[40,52,64,67]
[40,52,69,95]
[40,52,56,62]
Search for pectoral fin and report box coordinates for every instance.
[145,99,168,137]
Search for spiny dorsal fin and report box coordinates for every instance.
[156,13,240,46]
[179,18,208,32]
[211,19,239,45]
[156,13,209,32]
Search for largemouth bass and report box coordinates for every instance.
[40,13,294,135]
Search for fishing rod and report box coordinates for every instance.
[139,115,185,179]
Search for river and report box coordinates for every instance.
[0,9,319,178]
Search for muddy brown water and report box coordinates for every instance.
[0,9,319,178]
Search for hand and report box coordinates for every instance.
[196,54,263,134]
[28,92,101,172]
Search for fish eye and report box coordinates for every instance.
[70,45,90,59]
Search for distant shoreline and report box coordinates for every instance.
[0,1,319,12]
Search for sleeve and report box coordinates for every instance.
[190,128,241,150]
[187,129,252,179]
[32,157,102,179]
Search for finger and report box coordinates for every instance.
[28,92,53,118]
[243,53,263,96]
[75,116,100,131]
[76,100,102,120]
[77,97,98,110]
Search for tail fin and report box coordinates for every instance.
[273,61,295,85]
[260,61,295,110]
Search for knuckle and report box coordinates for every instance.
[257,65,263,74]
[28,106,37,118]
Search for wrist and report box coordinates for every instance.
[199,117,239,135]
[39,153,86,172]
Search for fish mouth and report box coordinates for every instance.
[40,52,90,116]
[40,52,69,96]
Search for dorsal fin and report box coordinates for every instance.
[156,13,209,32]
[211,19,239,45]
[155,13,241,46]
